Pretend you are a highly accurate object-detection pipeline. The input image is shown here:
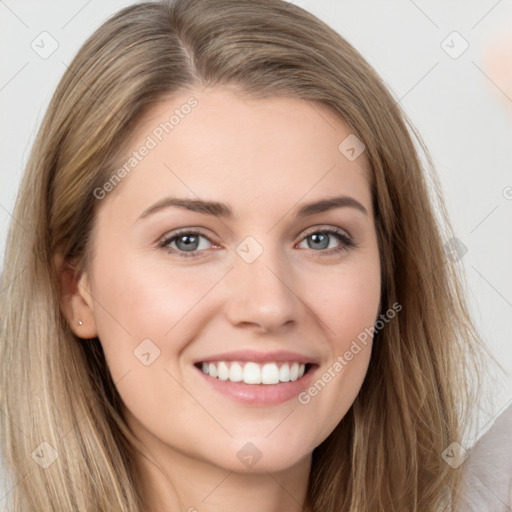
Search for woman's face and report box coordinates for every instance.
[76,86,381,473]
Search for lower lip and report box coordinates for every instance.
[195,365,317,406]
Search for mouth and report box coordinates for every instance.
[194,361,313,385]
[192,350,319,406]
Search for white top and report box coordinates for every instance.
[460,402,512,511]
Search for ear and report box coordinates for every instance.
[55,253,98,339]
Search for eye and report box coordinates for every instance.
[158,230,216,258]
[297,227,355,254]
[158,227,356,259]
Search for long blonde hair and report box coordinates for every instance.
[0,0,495,510]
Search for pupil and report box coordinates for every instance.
[178,235,198,251]
[310,233,328,250]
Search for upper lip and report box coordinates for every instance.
[194,350,318,365]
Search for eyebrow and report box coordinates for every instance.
[138,194,368,220]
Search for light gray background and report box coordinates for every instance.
[0,0,511,487]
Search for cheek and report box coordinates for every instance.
[296,251,380,438]
[310,253,381,348]
[88,251,225,349]
[86,252,225,431]
[331,280,380,350]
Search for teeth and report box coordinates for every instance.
[279,363,290,382]
[229,362,243,382]
[243,362,261,384]
[218,361,229,381]
[261,363,279,384]
[198,361,307,384]
[290,362,299,381]
[208,362,217,378]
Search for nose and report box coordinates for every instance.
[222,243,301,333]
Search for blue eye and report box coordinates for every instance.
[159,230,214,258]
[158,227,355,259]
[298,228,355,254]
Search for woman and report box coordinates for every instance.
[0,0,494,510]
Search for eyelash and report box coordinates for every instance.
[158,227,356,259]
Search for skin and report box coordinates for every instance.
[61,86,381,512]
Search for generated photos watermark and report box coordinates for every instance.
[93,96,198,200]
[298,302,402,405]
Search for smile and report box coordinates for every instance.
[197,361,308,384]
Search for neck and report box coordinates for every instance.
[135,443,312,512]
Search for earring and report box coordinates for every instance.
[77,320,83,326]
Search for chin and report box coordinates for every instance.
[217,436,314,474]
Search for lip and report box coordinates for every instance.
[194,349,318,365]
[194,358,319,407]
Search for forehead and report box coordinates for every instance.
[101,86,372,221]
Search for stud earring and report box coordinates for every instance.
[77,320,83,326]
